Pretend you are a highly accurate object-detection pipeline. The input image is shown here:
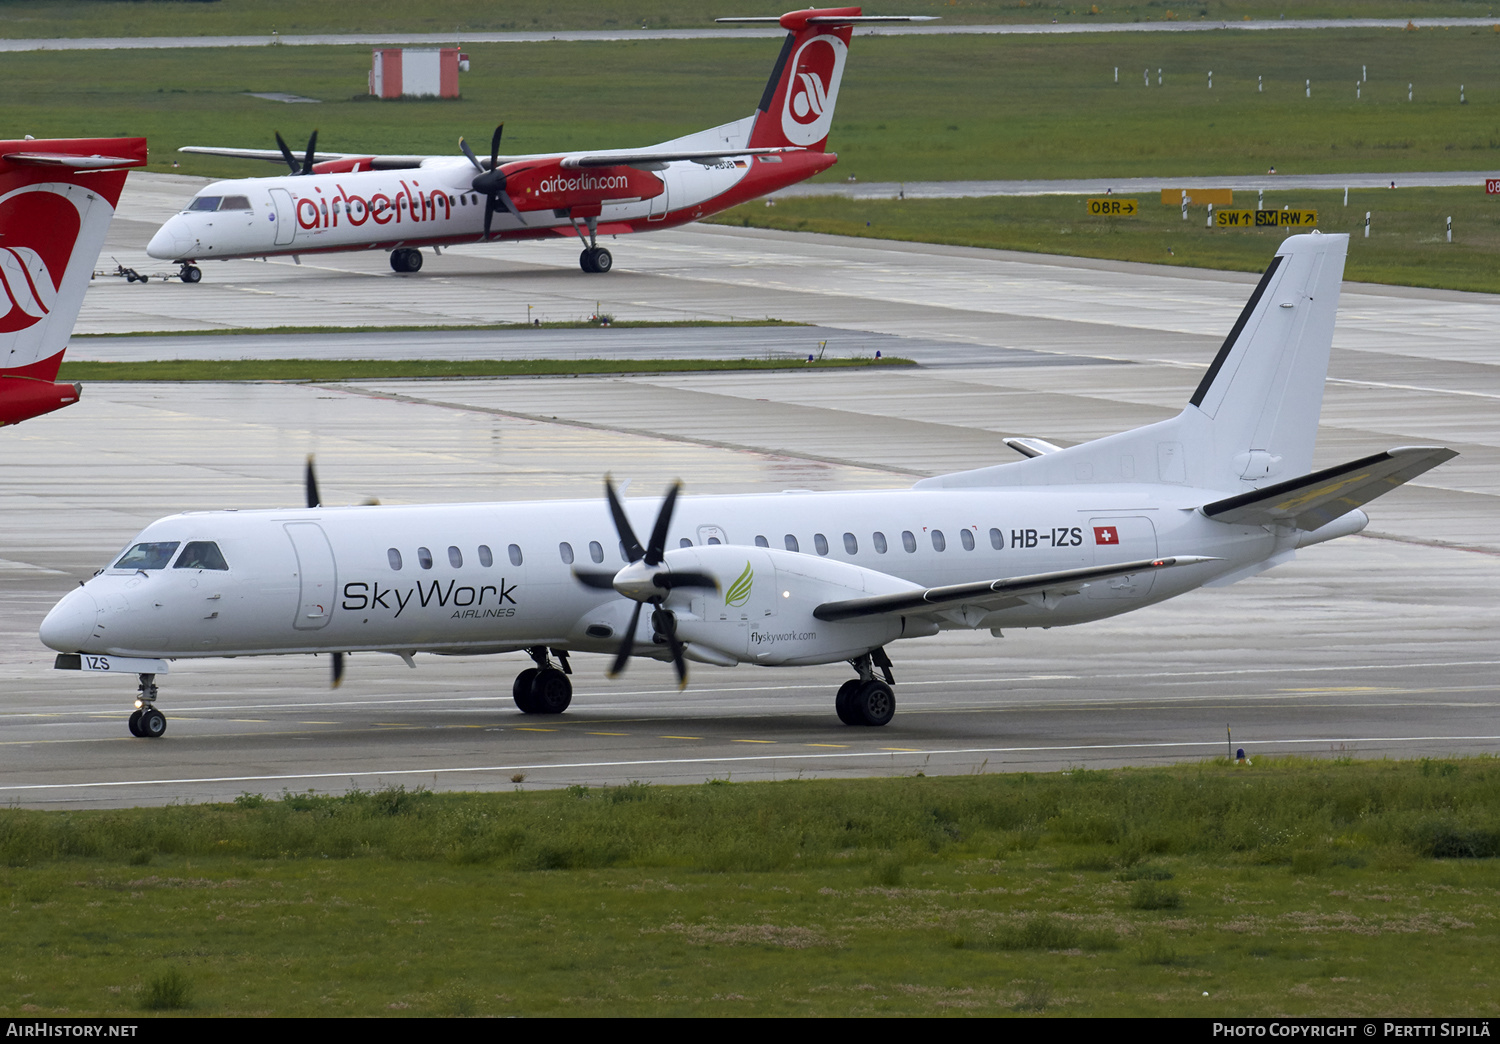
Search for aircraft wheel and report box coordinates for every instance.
[591,247,612,274]
[530,668,573,714]
[513,667,539,713]
[127,709,144,737]
[180,266,202,284]
[138,708,167,738]
[834,679,862,725]
[579,248,598,274]
[404,249,423,272]
[852,680,895,727]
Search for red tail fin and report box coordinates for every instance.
[745,9,860,153]
[0,137,146,426]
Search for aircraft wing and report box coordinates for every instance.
[812,556,1214,622]
[177,146,435,170]
[1201,446,1457,530]
[560,147,803,170]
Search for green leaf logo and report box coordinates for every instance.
[725,562,754,607]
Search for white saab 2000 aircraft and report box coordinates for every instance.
[147,7,927,281]
[42,233,1455,738]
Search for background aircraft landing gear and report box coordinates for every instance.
[178,263,202,283]
[390,248,423,273]
[127,673,167,738]
[579,247,612,274]
[837,650,896,726]
[512,647,573,714]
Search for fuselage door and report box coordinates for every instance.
[284,522,337,630]
[647,171,668,220]
[696,524,727,546]
[268,187,296,246]
[1086,515,1158,600]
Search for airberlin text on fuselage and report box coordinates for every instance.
[294,180,452,231]
[341,579,518,619]
[538,174,629,195]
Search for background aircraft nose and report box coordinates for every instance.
[39,587,99,652]
[146,216,194,260]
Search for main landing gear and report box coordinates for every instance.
[390,248,424,273]
[126,673,167,738]
[570,213,613,274]
[177,263,202,283]
[835,648,897,727]
[512,646,573,714]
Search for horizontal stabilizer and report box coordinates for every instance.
[813,555,1214,622]
[1201,446,1457,530]
[2,151,147,170]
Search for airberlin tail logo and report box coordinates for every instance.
[0,189,82,335]
[780,35,847,147]
[725,562,754,607]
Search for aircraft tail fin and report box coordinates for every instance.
[0,136,146,426]
[916,232,1353,496]
[741,9,861,153]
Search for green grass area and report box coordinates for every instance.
[712,186,1500,291]
[4,1,1496,39]
[56,356,911,382]
[6,28,1500,184]
[72,318,807,338]
[3,758,1498,1016]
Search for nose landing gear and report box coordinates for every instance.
[178,263,202,283]
[126,673,167,738]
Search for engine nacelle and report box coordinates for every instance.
[501,160,663,213]
[656,545,937,667]
[310,157,378,175]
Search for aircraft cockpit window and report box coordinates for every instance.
[508,544,523,567]
[960,529,976,551]
[221,195,252,211]
[186,196,222,213]
[588,541,604,564]
[813,534,829,556]
[754,535,769,548]
[388,548,403,570]
[478,545,493,567]
[558,542,574,564]
[783,534,799,553]
[417,547,433,570]
[932,530,947,552]
[113,541,180,570]
[448,546,463,568]
[173,541,229,570]
[990,528,1004,550]
[901,531,917,553]
[873,531,888,554]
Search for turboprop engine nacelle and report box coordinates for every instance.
[502,161,663,213]
[654,545,939,668]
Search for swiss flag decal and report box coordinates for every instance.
[1093,526,1119,545]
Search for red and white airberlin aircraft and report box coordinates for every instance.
[41,233,1457,737]
[0,136,148,427]
[147,7,926,281]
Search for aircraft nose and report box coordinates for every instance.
[146,216,195,260]
[39,586,99,652]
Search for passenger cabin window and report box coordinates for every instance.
[960,529,975,551]
[873,531,888,554]
[185,196,221,213]
[754,535,769,548]
[679,538,693,548]
[784,534,799,553]
[589,541,604,564]
[418,547,433,570]
[706,536,722,545]
[843,533,858,554]
[813,533,829,556]
[478,545,493,567]
[448,546,463,568]
[174,541,228,571]
[932,530,946,552]
[114,542,179,571]
[902,531,917,553]
[990,528,1004,550]
[508,544,523,567]
[559,542,575,564]
[388,548,403,571]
